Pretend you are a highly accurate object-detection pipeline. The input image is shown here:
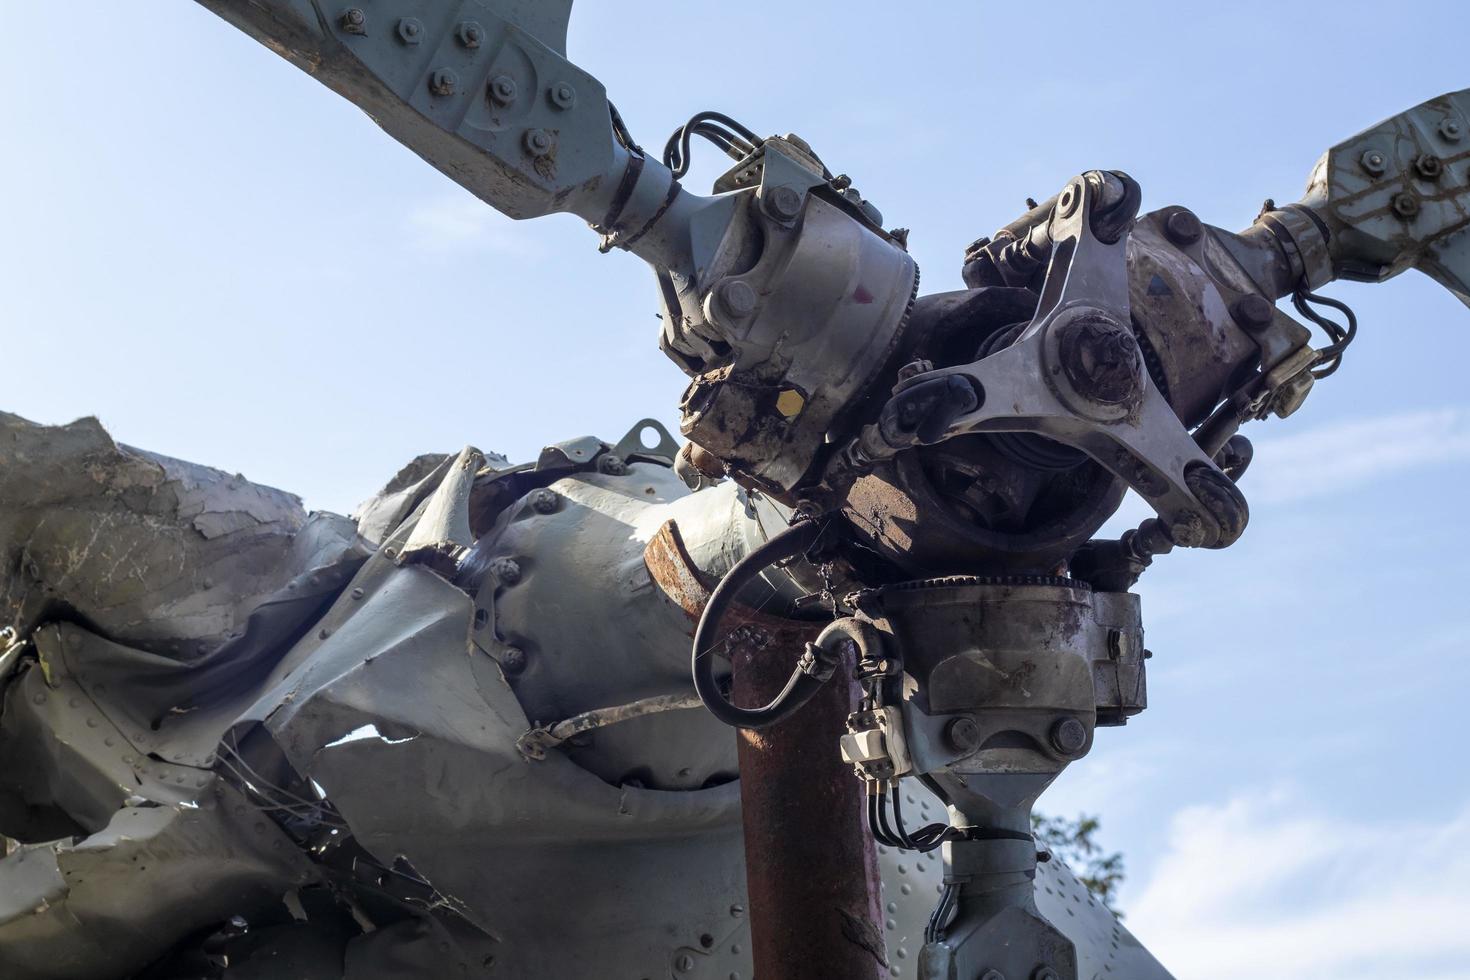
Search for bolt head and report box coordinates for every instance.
[674,953,695,972]
[1163,209,1202,246]
[945,716,982,753]
[529,488,559,514]
[1050,717,1088,756]
[490,558,522,585]
[1440,118,1463,141]
[1415,153,1443,179]
[1033,969,1062,980]
[549,82,577,110]
[716,278,758,319]
[1231,293,1275,331]
[340,7,366,32]
[1169,512,1207,547]
[980,971,1007,980]
[489,75,518,105]
[597,453,628,475]
[1392,191,1420,219]
[500,646,527,674]
[523,128,553,156]
[429,68,457,97]
[764,185,804,221]
[1360,148,1387,176]
[455,21,483,48]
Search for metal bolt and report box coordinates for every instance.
[1392,192,1420,219]
[597,453,628,475]
[340,7,366,33]
[1414,153,1443,179]
[489,557,522,585]
[351,587,364,600]
[529,488,559,514]
[1359,149,1387,176]
[980,971,1006,980]
[1057,316,1141,405]
[523,128,553,156]
[488,75,518,105]
[1033,969,1061,980]
[501,646,528,674]
[944,716,982,754]
[673,953,696,972]
[455,21,484,48]
[716,278,758,319]
[1057,180,1082,217]
[396,17,423,44]
[764,185,803,221]
[429,68,457,97]
[1163,209,1202,246]
[548,82,577,111]
[1230,294,1275,332]
[730,904,745,918]
[1050,717,1087,756]
[895,359,934,383]
[1440,119,1463,141]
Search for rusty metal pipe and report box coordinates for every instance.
[732,637,886,980]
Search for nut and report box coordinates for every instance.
[548,82,577,111]
[429,68,457,97]
[1440,118,1463,142]
[455,21,484,48]
[764,185,803,221]
[489,75,518,105]
[1392,192,1420,219]
[488,557,522,585]
[597,453,628,475]
[1414,153,1443,179]
[1057,315,1141,405]
[523,128,553,156]
[1163,209,1202,246]
[396,17,423,44]
[340,7,366,33]
[1359,148,1387,176]
[500,646,528,674]
[1168,511,1206,548]
[529,488,559,514]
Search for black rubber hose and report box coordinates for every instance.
[690,519,828,730]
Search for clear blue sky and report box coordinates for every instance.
[3,3,1468,977]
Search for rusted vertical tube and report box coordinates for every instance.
[731,632,885,980]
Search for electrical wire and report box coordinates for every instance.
[1291,288,1358,378]
[662,111,762,179]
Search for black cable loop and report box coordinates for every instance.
[662,111,763,179]
[1291,287,1359,378]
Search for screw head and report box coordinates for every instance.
[1392,192,1420,219]
[396,17,423,43]
[489,75,518,105]
[455,21,484,48]
[1414,153,1443,179]
[1163,208,1202,246]
[597,453,628,475]
[674,953,695,972]
[764,185,803,221]
[351,587,364,600]
[523,128,553,156]
[1231,293,1275,331]
[340,7,366,33]
[529,488,559,514]
[1440,118,1463,141]
[500,646,528,674]
[1360,149,1387,176]
[945,716,982,753]
[549,82,577,111]
[429,68,457,97]
[716,278,758,319]
[1050,717,1088,756]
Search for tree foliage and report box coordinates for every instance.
[1031,812,1126,914]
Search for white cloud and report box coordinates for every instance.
[1126,789,1470,980]
[403,192,539,255]
[1246,407,1470,505]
